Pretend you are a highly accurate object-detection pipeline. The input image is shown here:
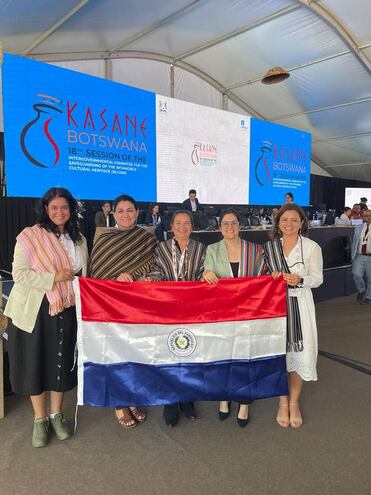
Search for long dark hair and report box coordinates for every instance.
[271,203,308,239]
[35,187,82,243]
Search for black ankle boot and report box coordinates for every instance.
[179,401,197,419]
[163,404,179,427]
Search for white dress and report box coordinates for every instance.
[284,236,323,381]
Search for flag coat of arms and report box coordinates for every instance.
[74,276,288,407]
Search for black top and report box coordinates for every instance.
[230,262,239,278]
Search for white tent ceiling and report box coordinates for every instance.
[1,0,371,182]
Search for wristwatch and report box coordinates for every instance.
[299,278,304,286]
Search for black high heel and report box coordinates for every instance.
[237,403,249,428]
[163,404,179,428]
[218,401,231,421]
[179,401,197,419]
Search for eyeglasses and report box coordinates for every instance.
[221,221,239,227]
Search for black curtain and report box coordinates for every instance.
[0,198,102,273]
[0,132,5,196]
[310,174,371,212]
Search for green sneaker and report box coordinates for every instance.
[49,413,72,441]
[32,418,49,448]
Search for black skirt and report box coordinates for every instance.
[7,297,77,396]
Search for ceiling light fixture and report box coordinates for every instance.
[261,66,290,84]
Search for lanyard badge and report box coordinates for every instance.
[172,239,188,281]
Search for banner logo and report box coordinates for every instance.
[168,328,197,357]
[191,142,217,166]
[20,94,63,168]
[240,119,249,131]
[159,100,168,113]
[254,140,272,186]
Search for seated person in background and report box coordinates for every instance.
[351,203,362,220]
[258,207,272,225]
[284,192,294,205]
[271,207,279,224]
[145,204,162,226]
[360,197,368,212]
[154,206,171,241]
[182,189,203,212]
[336,207,352,225]
[95,201,114,228]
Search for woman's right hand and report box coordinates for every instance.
[202,271,219,284]
[271,271,282,279]
[117,272,134,282]
[54,269,74,283]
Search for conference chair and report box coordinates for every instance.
[249,214,261,227]
[324,210,336,225]
[137,210,147,224]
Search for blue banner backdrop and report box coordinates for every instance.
[2,54,157,201]
[249,118,311,206]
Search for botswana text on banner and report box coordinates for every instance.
[74,276,288,407]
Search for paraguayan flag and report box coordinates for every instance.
[74,276,288,407]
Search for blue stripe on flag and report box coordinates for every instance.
[82,356,288,407]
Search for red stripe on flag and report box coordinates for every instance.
[78,276,286,324]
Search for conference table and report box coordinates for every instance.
[175,225,354,269]
[169,225,355,303]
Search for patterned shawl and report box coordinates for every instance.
[263,239,304,352]
[148,238,206,281]
[89,226,157,280]
[240,240,267,276]
[17,225,75,316]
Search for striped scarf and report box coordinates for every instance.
[148,238,206,281]
[239,240,267,276]
[263,239,303,352]
[17,225,75,316]
[89,226,157,280]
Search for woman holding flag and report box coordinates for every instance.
[89,193,158,429]
[202,209,266,427]
[4,187,88,448]
[264,203,323,428]
[146,210,206,427]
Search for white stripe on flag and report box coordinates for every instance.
[74,279,85,406]
[79,318,286,366]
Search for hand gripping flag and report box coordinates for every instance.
[74,276,288,407]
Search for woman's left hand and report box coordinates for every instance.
[117,272,134,282]
[282,273,301,286]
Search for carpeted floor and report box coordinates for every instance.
[0,295,370,495]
